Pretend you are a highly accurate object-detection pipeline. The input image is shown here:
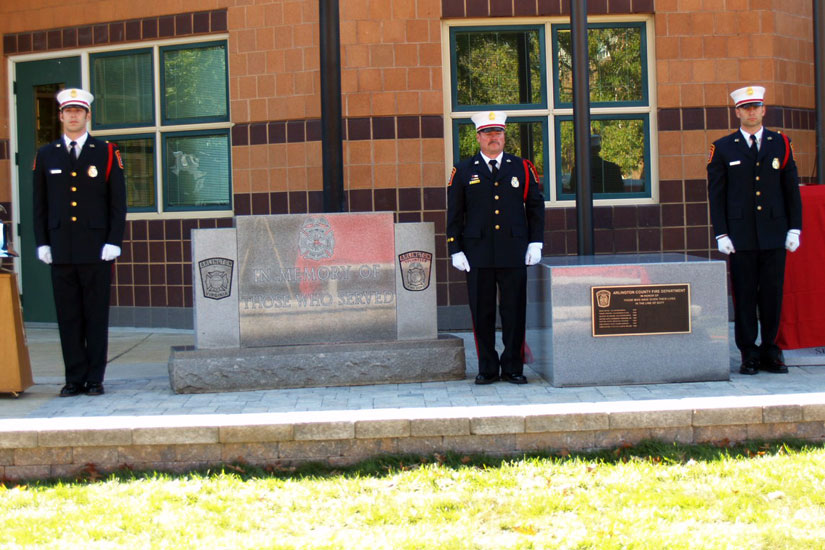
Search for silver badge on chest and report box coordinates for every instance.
[772,158,780,170]
[511,177,519,188]
[87,165,98,178]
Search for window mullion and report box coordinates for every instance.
[154,45,164,214]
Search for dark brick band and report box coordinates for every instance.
[232,115,444,146]
[658,106,816,132]
[3,9,227,54]
[442,0,653,18]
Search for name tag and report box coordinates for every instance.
[50,169,62,174]
[729,160,741,166]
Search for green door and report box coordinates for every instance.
[15,57,81,322]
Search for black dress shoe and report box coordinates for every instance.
[760,358,788,374]
[59,383,83,397]
[84,382,105,395]
[739,359,759,375]
[501,373,528,384]
[474,374,499,385]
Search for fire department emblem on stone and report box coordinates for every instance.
[298,217,335,261]
[199,257,234,300]
[596,289,612,308]
[398,250,433,291]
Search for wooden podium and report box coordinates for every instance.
[0,272,34,395]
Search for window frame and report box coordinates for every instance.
[89,48,156,131]
[551,21,650,109]
[554,112,651,201]
[443,16,658,207]
[449,24,548,112]
[159,40,230,127]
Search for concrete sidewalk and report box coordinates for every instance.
[3,323,825,420]
[3,324,825,480]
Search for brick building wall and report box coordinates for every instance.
[0,0,817,328]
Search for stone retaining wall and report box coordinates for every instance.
[3,396,825,481]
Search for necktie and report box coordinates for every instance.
[69,141,78,160]
[749,134,757,153]
[489,159,498,179]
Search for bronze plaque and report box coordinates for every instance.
[591,283,691,337]
[237,213,397,346]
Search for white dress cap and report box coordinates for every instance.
[471,111,507,132]
[56,88,94,110]
[730,86,765,107]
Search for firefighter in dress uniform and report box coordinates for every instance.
[707,85,802,375]
[447,111,545,384]
[33,88,127,396]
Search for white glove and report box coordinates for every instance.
[37,245,53,264]
[785,230,800,252]
[101,244,122,261]
[716,235,735,255]
[525,242,543,266]
[451,252,470,272]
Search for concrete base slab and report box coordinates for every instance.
[168,335,466,394]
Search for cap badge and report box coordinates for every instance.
[488,112,496,120]
[88,165,98,178]
[511,177,519,188]
[70,89,78,98]
[772,158,780,170]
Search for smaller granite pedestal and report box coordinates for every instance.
[531,254,729,387]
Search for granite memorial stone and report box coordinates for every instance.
[170,214,465,393]
[237,213,396,347]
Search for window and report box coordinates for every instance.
[91,49,154,128]
[161,43,228,124]
[163,131,231,211]
[448,20,654,203]
[557,115,648,199]
[451,27,546,110]
[90,40,231,215]
[116,135,155,211]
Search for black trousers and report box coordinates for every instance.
[729,248,786,361]
[466,266,527,377]
[50,262,112,384]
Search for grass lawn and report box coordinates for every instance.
[2,440,825,549]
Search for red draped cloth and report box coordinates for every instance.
[776,185,825,350]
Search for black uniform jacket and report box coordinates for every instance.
[447,152,545,268]
[33,136,127,264]
[707,128,802,251]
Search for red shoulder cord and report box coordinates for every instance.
[522,159,540,201]
[105,142,114,180]
[780,133,791,169]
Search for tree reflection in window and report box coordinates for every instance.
[162,43,228,123]
[556,25,644,105]
[560,117,646,196]
[454,29,543,107]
